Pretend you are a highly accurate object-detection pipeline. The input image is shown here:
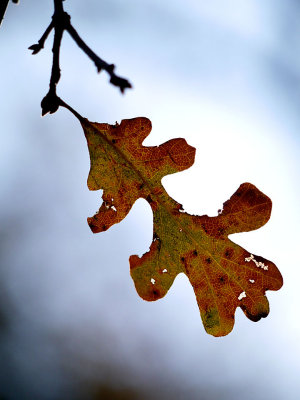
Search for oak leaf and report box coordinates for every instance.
[79,116,283,337]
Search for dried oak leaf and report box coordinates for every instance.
[80,116,283,337]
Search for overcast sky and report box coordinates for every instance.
[0,1,299,399]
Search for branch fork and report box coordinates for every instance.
[29,0,132,116]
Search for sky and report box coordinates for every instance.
[0,0,299,399]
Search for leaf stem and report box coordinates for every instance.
[58,97,84,121]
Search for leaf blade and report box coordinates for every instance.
[80,116,283,336]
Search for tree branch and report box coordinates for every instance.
[28,21,54,55]
[0,1,9,27]
[0,0,19,28]
[66,23,131,93]
[40,0,67,115]
[29,0,132,116]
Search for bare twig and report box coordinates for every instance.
[0,1,9,27]
[0,0,19,28]
[40,0,67,115]
[29,0,132,116]
[28,21,54,54]
[66,23,131,93]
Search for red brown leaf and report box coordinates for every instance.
[79,116,283,336]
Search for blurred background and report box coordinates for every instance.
[0,0,299,399]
